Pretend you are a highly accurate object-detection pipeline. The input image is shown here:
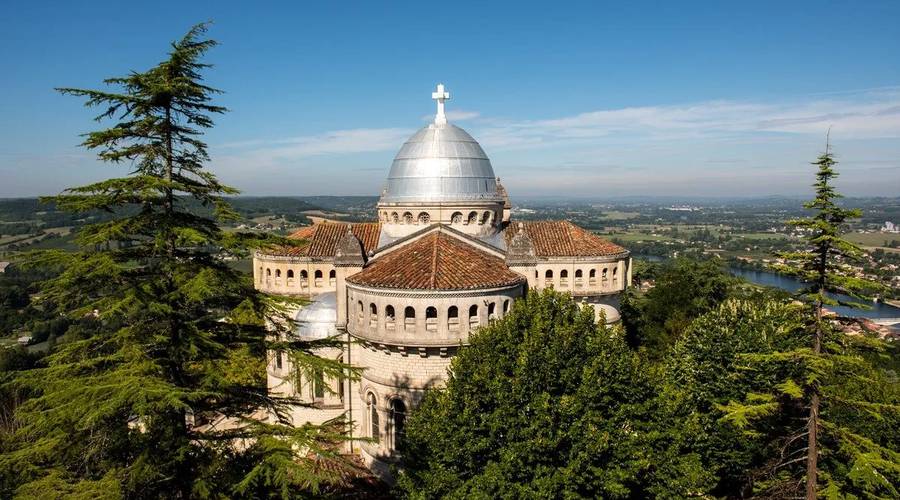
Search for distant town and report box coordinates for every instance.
[3,195,898,313]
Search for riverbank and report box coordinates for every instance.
[728,268,900,320]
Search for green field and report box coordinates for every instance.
[846,231,900,247]
[603,232,677,242]
[600,211,641,220]
[733,232,789,240]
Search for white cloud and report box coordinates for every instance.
[474,89,900,151]
[217,128,413,156]
[213,127,414,172]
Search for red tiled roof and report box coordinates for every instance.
[266,222,382,257]
[347,232,525,290]
[505,220,627,257]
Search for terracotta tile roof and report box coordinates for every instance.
[266,222,382,258]
[505,220,627,257]
[347,232,525,290]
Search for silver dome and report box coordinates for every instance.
[292,292,338,340]
[380,123,503,204]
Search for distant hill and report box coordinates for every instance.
[226,197,322,222]
[286,196,378,212]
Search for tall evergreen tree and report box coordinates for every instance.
[721,138,898,498]
[0,24,351,499]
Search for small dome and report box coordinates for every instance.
[293,292,338,340]
[380,123,503,204]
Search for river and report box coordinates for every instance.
[729,268,900,320]
[636,255,900,320]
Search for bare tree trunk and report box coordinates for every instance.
[806,299,822,499]
[164,105,175,258]
[806,392,819,498]
[163,103,189,500]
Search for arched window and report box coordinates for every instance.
[448,306,459,331]
[469,304,479,328]
[612,267,619,284]
[503,299,510,314]
[357,301,364,325]
[368,393,379,443]
[385,305,396,331]
[404,306,416,330]
[425,306,438,332]
[403,212,413,224]
[574,269,583,287]
[369,303,378,329]
[315,270,323,287]
[287,269,294,279]
[545,269,553,279]
[391,212,399,223]
[275,269,282,279]
[602,268,609,284]
[390,399,406,451]
[560,269,568,287]
[329,269,336,286]
[488,302,496,320]
[467,211,478,225]
[451,211,463,224]
[266,268,271,276]
[311,367,324,402]
[301,270,308,279]
[534,270,538,279]
[589,269,597,286]
[258,267,263,282]
[418,212,430,224]
[480,211,491,225]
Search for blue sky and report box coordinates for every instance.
[2,0,899,198]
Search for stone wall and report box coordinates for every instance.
[345,282,524,461]
[375,200,505,238]
[531,257,629,296]
[254,254,337,296]
[266,345,345,427]
[345,284,523,342]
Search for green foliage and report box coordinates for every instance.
[731,142,899,497]
[396,276,898,498]
[717,393,779,430]
[658,298,809,496]
[397,289,675,499]
[621,257,737,355]
[0,24,351,499]
[773,145,883,306]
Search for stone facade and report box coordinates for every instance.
[256,85,630,478]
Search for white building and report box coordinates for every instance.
[254,85,631,476]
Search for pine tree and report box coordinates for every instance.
[720,138,898,498]
[0,24,352,499]
[778,138,882,499]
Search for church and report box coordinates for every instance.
[253,84,631,475]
